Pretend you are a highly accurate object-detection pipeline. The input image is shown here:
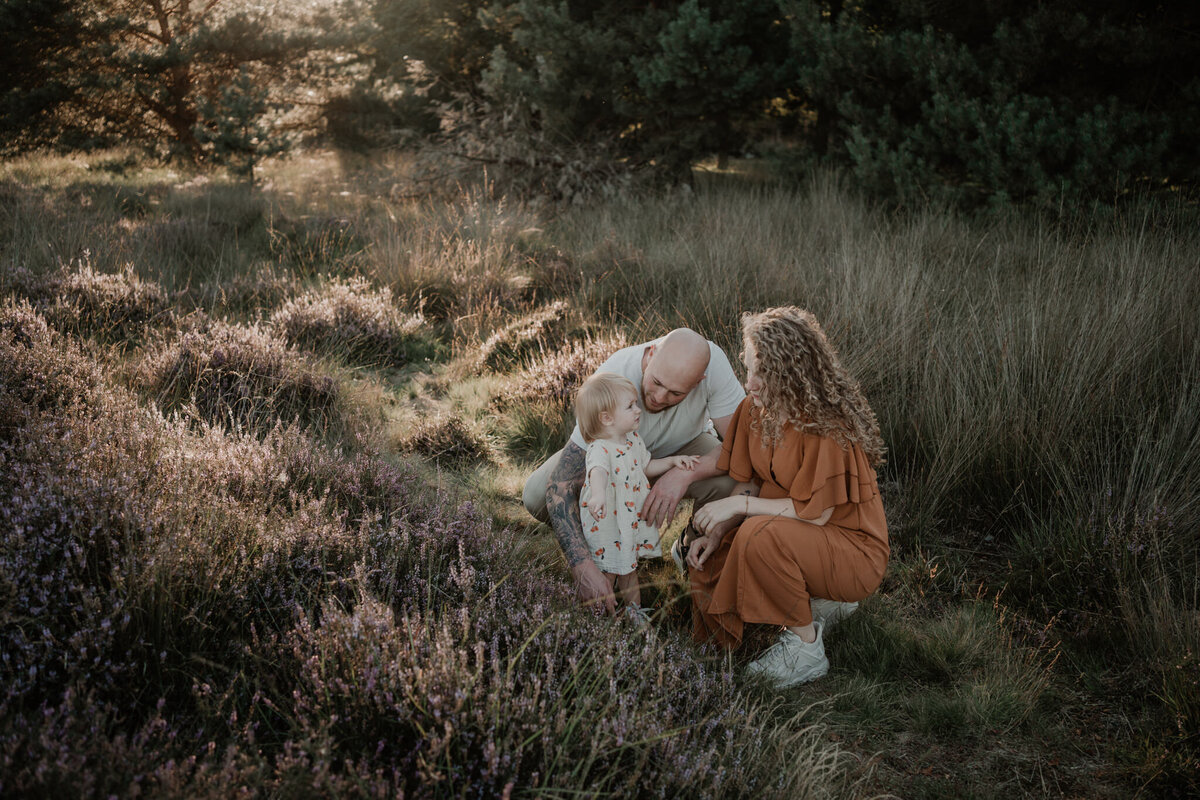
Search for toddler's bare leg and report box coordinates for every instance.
[612,571,641,608]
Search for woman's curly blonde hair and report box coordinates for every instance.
[742,307,886,466]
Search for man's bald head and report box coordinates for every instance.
[639,328,711,413]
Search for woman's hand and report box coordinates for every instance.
[692,496,746,536]
[687,534,719,571]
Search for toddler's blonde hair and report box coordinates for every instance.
[576,372,638,442]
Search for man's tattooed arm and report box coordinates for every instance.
[545,441,588,567]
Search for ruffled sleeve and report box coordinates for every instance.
[716,399,754,483]
[789,434,879,519]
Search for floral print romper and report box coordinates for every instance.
[579,432,660,574]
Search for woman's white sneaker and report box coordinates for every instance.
[809,597,859,630]
[745,622,829,688]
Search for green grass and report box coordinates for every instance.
[2,149,1197,797]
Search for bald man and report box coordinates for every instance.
[523,329,744,614]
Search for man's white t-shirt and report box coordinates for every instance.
[569,338,745,458]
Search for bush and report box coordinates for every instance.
[270,276,438,368]
[388,1,1198,210]
[0,299,104,436]
[139,318,342,435]
[492,332,628,409]
[413,1,790,199]
[780,0,1200,210]
[398,414,493,470]
[7,260,171,341]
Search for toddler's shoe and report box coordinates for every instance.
[745,623,829,688]
[624,604,653,628]
[669,517,699,576]
[809,597,859,631]
[670,538,687,574]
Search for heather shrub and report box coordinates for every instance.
[475,299,579,372]
[279,440,433,532]
[1,405,174,708]
[492,331,628,410]
[0,375,160,712]
[398,414,494,470]
[262,437,506,609]
[1,329,408,797]
[274,578,857,799]
[1,387,352,715]
[0,299,104,436]
[1,323,486,714]
[6,260,171,341]
[139,319,342,435]
[0,691,271,799]
[269,276,438,368]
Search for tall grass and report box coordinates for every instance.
[535,177,1200,538]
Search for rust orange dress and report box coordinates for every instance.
[691,398,889,648]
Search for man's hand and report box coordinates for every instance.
[571,559,616,615]
[641,466,694,529]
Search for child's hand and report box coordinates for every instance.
[670,455,700,471]
[588,495,607,521]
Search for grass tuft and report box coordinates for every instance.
[397,414,494,470]
[194,263,300,317]
[268,214,365,275]
[491,331,629,411]
[138,317,343,435]
[475,299,580,372]
[499,401,577,464]
[269,276,439,368]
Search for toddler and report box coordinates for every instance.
[576,372,698,622]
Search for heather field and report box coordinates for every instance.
[1,151,1198,798]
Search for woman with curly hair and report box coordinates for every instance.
[684,307,888,688]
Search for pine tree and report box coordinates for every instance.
[0,0,340,162]
[193,67,290,182]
